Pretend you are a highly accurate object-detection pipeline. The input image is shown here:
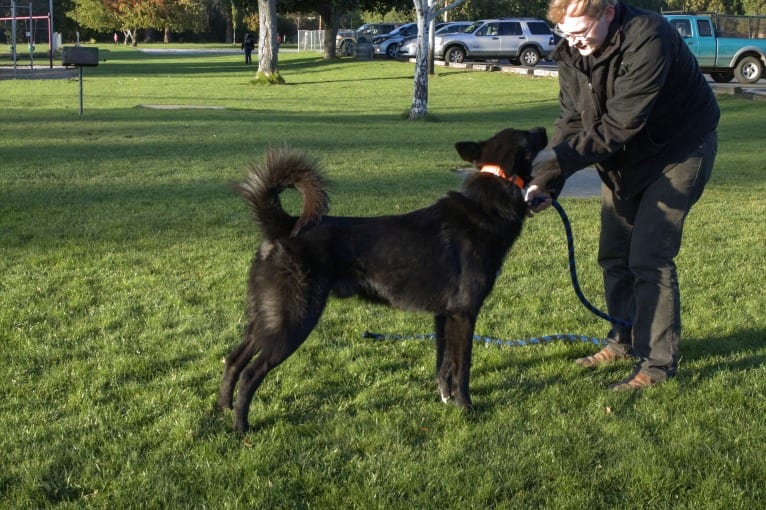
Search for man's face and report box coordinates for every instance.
[555,4,615,56]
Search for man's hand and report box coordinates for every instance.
[525,185,553,213]
[526,148,562,214]
[530,148,562,191]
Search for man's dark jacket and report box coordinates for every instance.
[548,2,720,199]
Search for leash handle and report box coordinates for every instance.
[550,199,633,329]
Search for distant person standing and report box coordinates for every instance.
[113,32,119,45]
[241,33,255,64]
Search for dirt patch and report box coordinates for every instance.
[136,104,226,110]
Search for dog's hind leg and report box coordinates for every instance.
[438,312,476,411]
[232,288,329,433]
[232,323,318,433]
[217,321,260,411]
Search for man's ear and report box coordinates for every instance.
[455,141,483,163]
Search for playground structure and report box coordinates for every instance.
[1,0,55,71]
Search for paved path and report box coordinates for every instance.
[559,168,601,198]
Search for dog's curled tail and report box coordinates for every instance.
[239,148,329,240]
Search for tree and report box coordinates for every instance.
[67,0,120,34]
[408,0,465,120]
[742,0,766,13]
[255,0,283,83]
[451,0,547,20]
[280,0,363,60]
[155,0,207,42]
[280,0,413,60]
[133,0,206,42]
[67,0,205,45]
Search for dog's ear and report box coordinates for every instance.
[528,127,548,153]
[455,141,484,164]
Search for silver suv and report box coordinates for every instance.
[337,23,401,56]
[434,18,557,66]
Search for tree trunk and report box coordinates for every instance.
[256,0,283,83]
[409,2,430,120]
[428,16,437,75]
[323,27,338,60]
[123,29,137,47]
[225,0,235,44]
[316,6,339,60]
[409,0,466,119]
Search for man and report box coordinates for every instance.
[242,33,255,64]
[525,0,719,390]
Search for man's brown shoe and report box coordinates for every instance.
[608,371,658,391]
[575,347,629,368]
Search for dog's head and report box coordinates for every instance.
[455,127,548,186]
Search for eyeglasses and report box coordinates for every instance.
[553,15,602,43]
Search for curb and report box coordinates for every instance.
[428,58,766,100]
[710,84,766,101]
[432,58,559,78]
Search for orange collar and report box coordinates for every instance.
[480,164,525,189]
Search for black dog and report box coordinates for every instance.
[218,127,547,432]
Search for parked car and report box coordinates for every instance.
[434,18,557,66]
[372,23,418,58]
[664,12,766,84]
[337,23,401,56]
[397,21,474,58]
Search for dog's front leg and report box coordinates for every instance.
[439,312,476,411]
[434,314,452,403]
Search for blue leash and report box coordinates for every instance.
[363,199,631,348]
[363,331,603,347]
[549,199,633,329]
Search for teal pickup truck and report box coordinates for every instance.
[663,12,766,84]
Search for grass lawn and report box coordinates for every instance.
[1,46,765,508]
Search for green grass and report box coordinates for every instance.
[2,46,765,508]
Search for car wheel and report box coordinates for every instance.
[519,47,540,67]
[709,71,734,83]
[386,43,399,59]
[734,56,763,84]
[445,46,466,64]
